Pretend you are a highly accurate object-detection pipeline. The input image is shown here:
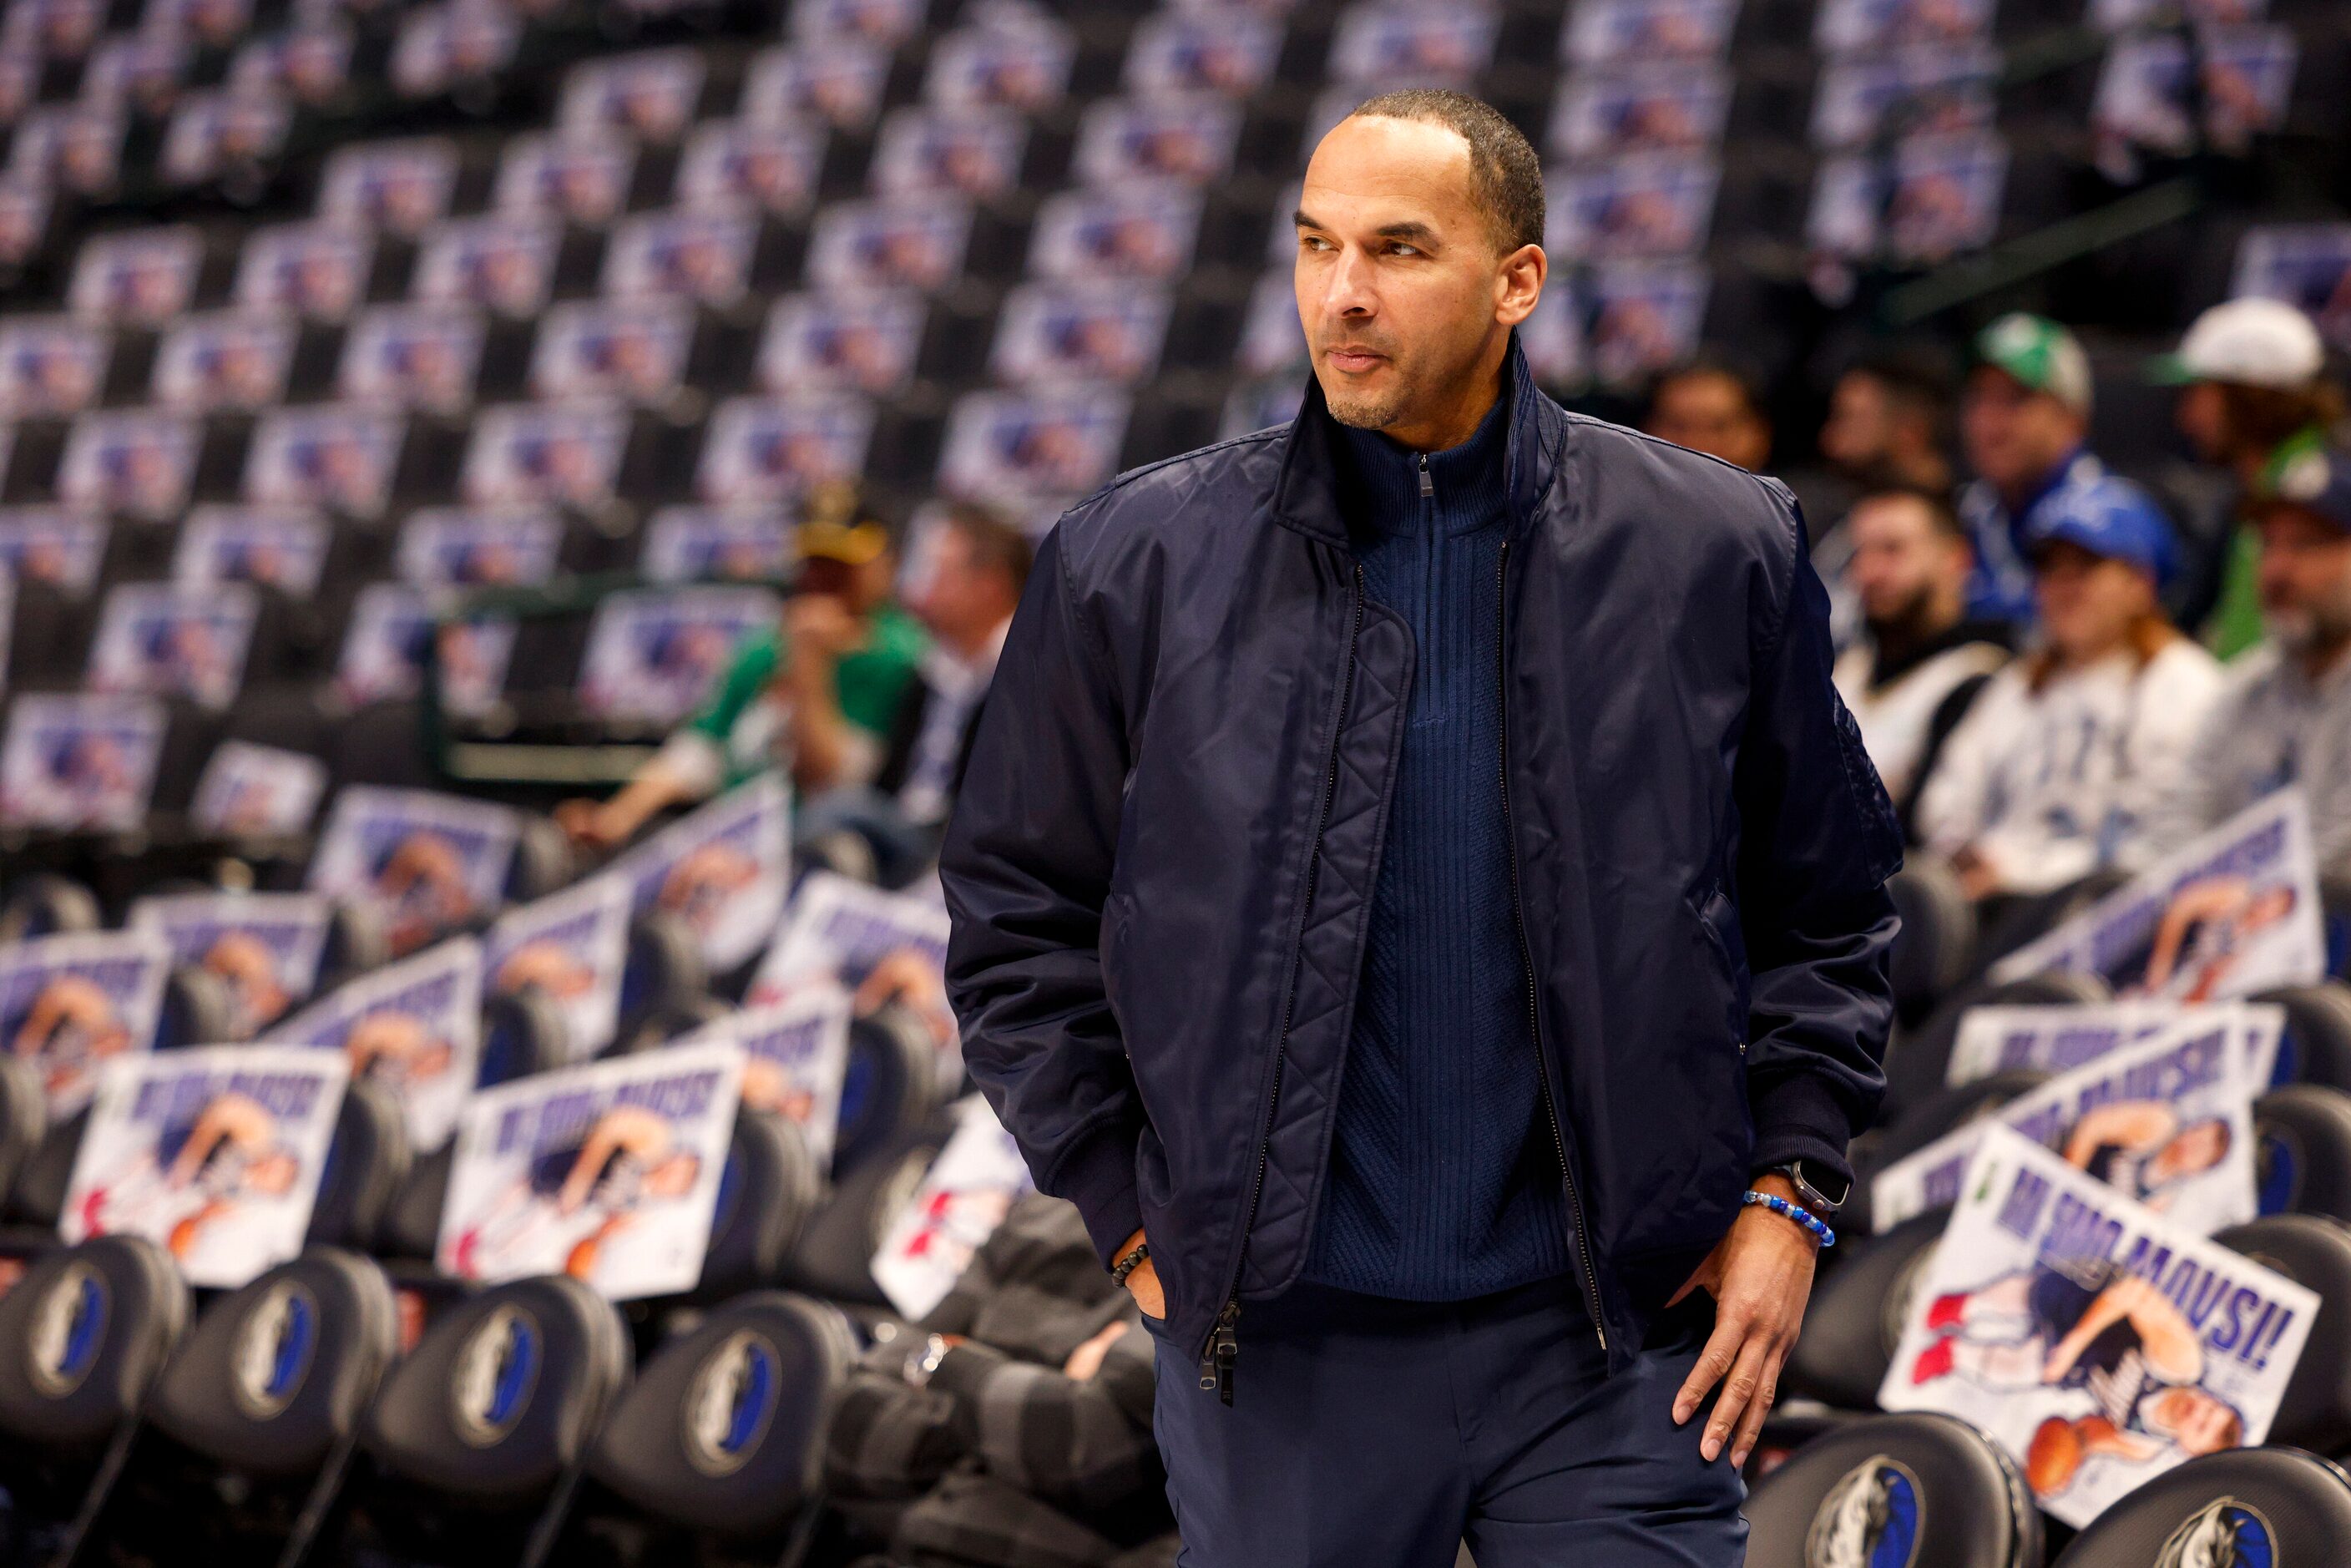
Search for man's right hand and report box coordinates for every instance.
[1115,1227,1164,1320]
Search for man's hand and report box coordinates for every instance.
[1668,1173,1822,1468]
[1114,1226,1164,1320]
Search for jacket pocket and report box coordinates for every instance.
[1690,886,1751,1055]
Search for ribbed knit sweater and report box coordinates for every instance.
[1301,390,1575,1301]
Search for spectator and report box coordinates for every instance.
[1956,313,2110,626]
[827,1196,1176,1568]
[1831,486,2012,834]
[1820,344,1957,498]
[1643,357,1772,472]
[2152,438,2351,880]
[2152,297,2342,659]
[1918,473,2223,899]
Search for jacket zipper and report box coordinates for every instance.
[1198,559,1368,1405]
[1495,540,1608,1353]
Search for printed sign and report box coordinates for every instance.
[191,741,329,840]
[1125,10,1282,97]
[640,506,795,584]
[69,227,200,326]
[610,774,791,973]
[675,119,826,216]
[338,301,485,414]
[436,1039,744,1299]
[395,506,562,588]
[1994,793,2325,1000]
[757,290,927,398]
[86,582,258,711]
[752,868,956,1087]
[2233,224,2351,356]
[806,195,973,291]
[462,401,629,508]
[229,23,353,104]
[267,937,481,1151]
[174,505,329,597]
[603,208,759,308]
[1546,154,1720,260]
[483,875,630,1065]
[0,316,108,420]
[870,1095,1035,1321]
[58,408,200,523]
[317,139,457,236]
[1587,259,1711,387]
[689,987,852,1170]
[1071,96,1237,188]
[741,38,890,131]
[1948,1002,2287,1093]
[1328,3,1499,83]
[1873,1015,2259,1237]
[530,299,695,406]
[129,891,331,1040]
[153,311,297,413]
[244,403,405,519]
[0,693,165,834]
[0,508,106,594]
[924,15,1074,111]
[559,48,705,144]
[1880,1127,2314,1528]
[1549,63,1732,159]
[695,395,873,507]
[161,87,291,186]
[992,280,1171,385]
[1810,45,1999,149]
[2093,27,2296,168]
[60,1044,347,1288]
[332,583,517,715]
[579,584,776,726]
[235,221,372,320]
[1808,131,2009,266]
[1029,184,1201,282]
[493,130,636,227]
[307,785,518,956]
[1817,0,1994,55]
[412,214,559,317]
[0,930,169,1118]
[1564,0,1739,65]
[390,1,519,98]
[872,104,1026,200]
[938,385,1130,508]
[789,0,922,46]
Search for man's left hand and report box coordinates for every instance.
[1666,1172,1822,1469]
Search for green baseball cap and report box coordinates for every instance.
[1975,312,2093,416]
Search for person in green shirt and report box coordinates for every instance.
[558,513,927,849]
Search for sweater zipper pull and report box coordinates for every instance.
[1199,1299,1240,1405]
[1417,453,1433,498]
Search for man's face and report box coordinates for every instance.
[1646,369,1768,471]
[908,528,991,645]
[1293,114,1526,436]
[2173,379,2227,463]
[1846,493,1964,629]
[1961,366,2082,494]
[1820,370,1892,473]
[2254,503,2351,652]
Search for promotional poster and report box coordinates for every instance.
[2093,26,2297,170]
[1585,258,1711,387]
[174,505,329,595]
[266,936,482,1151]
[1808,130,2010,266]
[1870,1014,2259,1237]
[436,1039,745,1299]
[1236,267,1305,377]
[461,400,629,508]
[0,928,169,1118]
[789,0,923,47]
[493,129,637,227]
[1879,1127,2314,1529]
[1028,183,1201,281]
[602,208,759,308]
[395,505,563,588]
[991,280,1171,385]
[579,584,778,726]
[751,868,956,1088]
[58,407,200,522]
[1548,62,1732,159]
[68,225,200,326]
[1815,0,1995,55]
[483,874,631,1065]
[1070,96,1240,188]
[234,220,373,320]
[151,309,298,412]
[559,48,705,144]
[316,138,458,236]
[332,582,518,714]
[337,301,487,415]
[86,581,258,711]
[640,505,795,584]
[13,104,124,195]
[695,394,874,506]
[923,14,1074,112]
[307,784,518,955]
[0,692,165,834]
[1545,153,1720,260]
[870,1095,1035,1321]
[0,508,107,593]
[129,889,331,1040]
[688,986,852,1170]
[389,0,519,99]
[1947,1001,2287,1094]
[610,774,791,972]
[1124,9,1282,97]
[244,402,405,519]
[756,289,928,397]
[190,740,329,840]
[805,194,973,291]
[1809,44,2000,149]
[0,315,108,420]
[161,87,290,186]
[871,104,1027,200]
[2232,223,2351,354]
[1563,0,1740,66]
[937,385,1131,508]
[741,38,891,131]
[531,297,695,406]
[230,23,353,104]
[1328,4,1500,85]
[1993,792,2326,1001]
[411,214,560,317]
[58,1044,348,1288]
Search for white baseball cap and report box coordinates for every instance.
[2151,297,2325,390]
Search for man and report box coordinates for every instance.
[1644,355,1772,472]
[1958,312,2109,626]
[2152,296,2341,658]
[1831,486,2011,832]
[2152,438,2351,881]
[942,89,1898,1565]
[1818,345,1956,498]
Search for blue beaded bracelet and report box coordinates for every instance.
[1743,1190,1835,1248]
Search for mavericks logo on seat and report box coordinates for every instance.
[231,1278,319,1419]
[450,1303,541,1446]
[1807,1455,1921,1568]
[683,1328,780,1477]
[26,1261,108,1399]
[2156,1499,2278,1568]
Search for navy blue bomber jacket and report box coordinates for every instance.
[938,336,1903,1399]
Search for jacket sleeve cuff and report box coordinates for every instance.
[1747,1071,1861,1191]
[1042,1117,1145,1270]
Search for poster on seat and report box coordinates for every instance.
[306,784,519,956]
[689,986,851,1170]
[751,868,956,1086]
[0,929,170,1118]
[871,1094,1035,1321]
[1946,1000,2286,1093]
[128,889,331,1040]
[265,936,482,1153]
[1879,1126,2314,1529]
[611,773,791,973]
[484,874,631,1065]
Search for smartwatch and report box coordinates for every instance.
[1769,1161,1850,1216]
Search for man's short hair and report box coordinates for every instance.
[1855,482,1967,545]
[1346,88,1545,255]
[943,503,1034,599]
[1847,342,1956,432]
[1654,354,1767,422]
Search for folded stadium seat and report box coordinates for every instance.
[509,812,578,903]
[306,1078,413,1253]
[2211,1215,2351,1459]
[2256,1085,2351,1221]
[1849,1070,2052,1231]
[1782,1206,1950,1412]
[782,1113,954,1308]
[1740,1404,1872,1488]
[609,991,732,1058]
[2050,1448,2351,1565]
[583,1291,856,1563]
[0,872,104,939]
[3,574,99,685]
[340,1274,631,1568]
[319,900,392,990]
[1882,974,2110,1116]
[155,959,238,1049]
[374,1139,455,1264]
[1743,1412,2042,1568]
[1888,858,1979,1027]
[614,908,705,1044]
[149,698,230,817]
[478,985,572,1086]
[2258,984,2351,1093]
[2323,874,2351,979]
[799,825,881,884]
[833,1004,948,1179]
[95,1248,401,1568]
[0,1236,190,1565]
[693,1106,824,1304]
[0,1058,47,1211]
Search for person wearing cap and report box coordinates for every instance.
[2151,438,2351,880]
[1918,472,2224,900]
[2152,296,2343,660]
[1957,313,2111,627]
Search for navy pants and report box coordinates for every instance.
[1140,1277,1747,1567]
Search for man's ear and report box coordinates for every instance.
[1494,243,1546,329]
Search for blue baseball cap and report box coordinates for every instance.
[2021,473,2180,586]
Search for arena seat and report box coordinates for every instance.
[373,1140,454,1263]
[2050,1447,2351,1565]
[9,1106,85,1230]
[616,908,705,1043]
[1882,975,2108,1117]
[2253,984,2351,1095]
[307,1079,412,1252]
[2212,1215,2351,1458]
[833,1004,947,1178]
[2255,1085,2351,1222]
[785,1115,953,1308]
[584,1290,855,1556]
[1888,858,1978,1026]
[1743,1412,2042,1568]
[1784,1206,1949,1411]
[694,1105,823,1302]
[0,1057,45,1207]
[0,873,102,941]
[154,960,236,1050]
[478,985,570,1086]
[346,1273,632,1568]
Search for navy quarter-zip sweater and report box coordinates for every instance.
[1302,387,1576,1301]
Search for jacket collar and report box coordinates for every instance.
[1272,332,1562,549]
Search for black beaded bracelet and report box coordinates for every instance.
[1110,1241,1150,1287]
